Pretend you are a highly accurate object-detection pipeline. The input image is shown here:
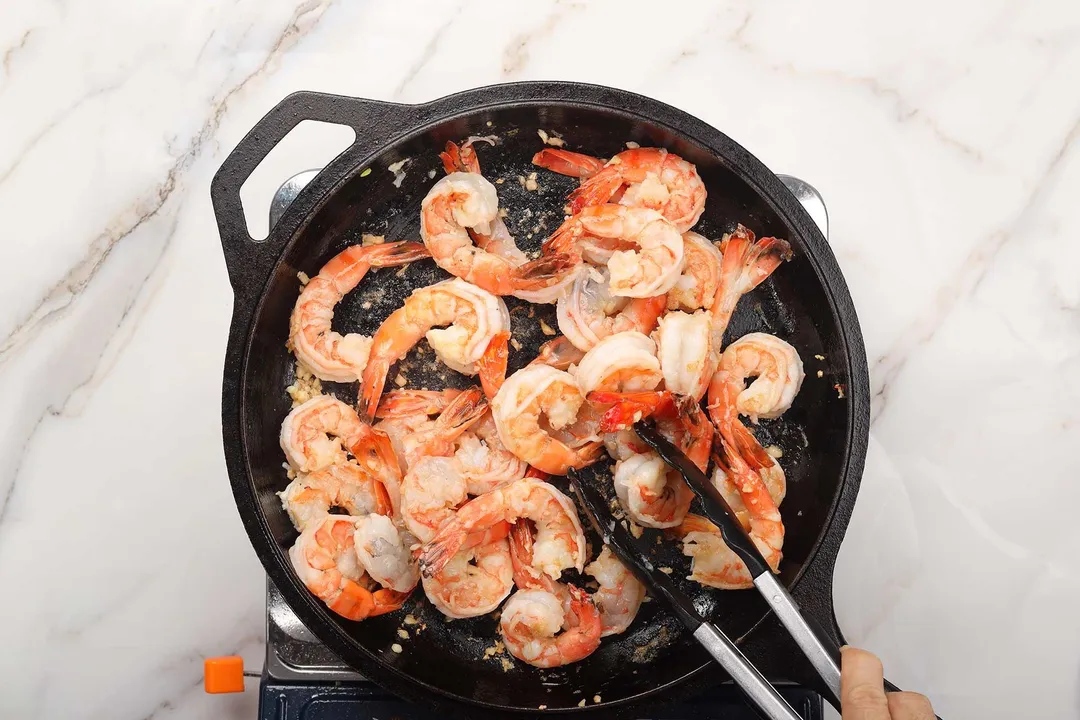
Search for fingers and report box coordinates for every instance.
[887,691,936,720]
[840,647,890,720]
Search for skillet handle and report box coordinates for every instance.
[210,91,408,297]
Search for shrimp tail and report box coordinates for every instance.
[508,520,553,591]
[567,170,623,214]
[440,140,482,175]
[530,336,586,370]
[479,332,510,400]
[365,240,432,267]
[420,515,510,578]
[588,390,674,433]
[358,356,392,422]
[726,417,775,471]
[511,252,578,291]
[376,389,462,418]
[369,588,412,617]
[541,224,583,262]
[531,149,607,179]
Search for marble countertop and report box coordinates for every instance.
[3,1,1079,717]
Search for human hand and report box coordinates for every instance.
[840,647,935,719]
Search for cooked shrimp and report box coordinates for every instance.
[399,456,465,544]
[612,452,693,529]
[710,333,805,423]
[666,232,723,311]
[499,586,602,668]
[655,310,715,401]
[280,395,404,515]
[671,514,753,590]
[420,172,575,299]
[711,437,786,530]
[673,420,787,589]
[455,411,528,495]
[353,513,420,593]
[280,395,367,473]
[556,266,667,351]
[566,147,706,233]
[359,278,510,418]
[289,241,430,382]
[422,537,515,619]
[709,225,792,348]
[531,148,607,179]
[585,546,645,637]
[546,206,684,298]
[590,391,713,473]
[289,515,407,621]
[490,365,603,475]
[279,462,390,532]
[530,335,586,370]
[441,139,578,305]
[420,477,586,581]
[572,331,662,396]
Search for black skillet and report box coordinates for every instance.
[211,82,870,717]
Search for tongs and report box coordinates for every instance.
[568,420,932,720]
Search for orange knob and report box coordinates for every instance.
[204,656,245,694]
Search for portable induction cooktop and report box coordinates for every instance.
[227,168,831,720]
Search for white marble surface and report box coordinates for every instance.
[2,0,1078,717]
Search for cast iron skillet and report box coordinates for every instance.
[211,82,870,717]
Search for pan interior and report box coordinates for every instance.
[241,103,851,709]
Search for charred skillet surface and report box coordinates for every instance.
[213,82,870,717]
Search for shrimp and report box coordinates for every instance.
[280,395,368,473]
[499,586,602,668]
[709,333,805,423]
[572,331,662,396]
[420,172,575,299]
[359,278,510,419]
[709,225,792,348]
[565,147,706,233]
[532,148,607,179]
[590,391,713,472]
[352,513,420,593]
[422,537,515,619]
[612,452,693,529]
[420,477,586,581]
[655,310,716,401]
[670,514,753,590]
[530,335,586,370]
[585,547,645,637]
[441,139,578,305]
[399,456,469,543]
[556,266,667,351]
[490,365,603,475]
[546,205,684,298]
[289,515,408,621]
[379,388,523,494]
[289,241,431,382]
[280,395,404,516]
[278,462,391,532]
[455,411,528,495]
[711,435,786,530]
[666,232,723,311]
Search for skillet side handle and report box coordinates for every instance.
[209,91,404,297]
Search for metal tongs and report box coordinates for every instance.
[569,420,932,720]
